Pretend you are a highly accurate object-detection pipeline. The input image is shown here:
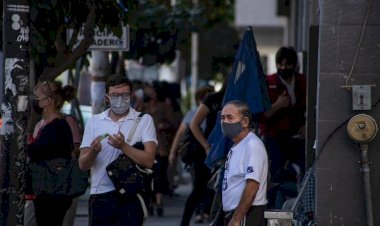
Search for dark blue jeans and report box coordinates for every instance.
[89,191,144,226]
[263,136,305,183]
[180,162,213,226]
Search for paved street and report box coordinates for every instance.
[74,173,210,226]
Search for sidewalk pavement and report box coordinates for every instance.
[74,173,210,226]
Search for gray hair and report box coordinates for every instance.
[224,100,253,127]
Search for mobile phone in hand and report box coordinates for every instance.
[100,133,109,140]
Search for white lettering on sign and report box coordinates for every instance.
[67,26,129,51]
[17,27,29,42]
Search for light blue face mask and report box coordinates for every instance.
[221,121,243,139]
[110,96,130,115]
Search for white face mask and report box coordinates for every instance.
[109,96,130,115]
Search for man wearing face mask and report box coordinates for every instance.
[259,47,306,189]
[221,100,268,226]
[79,75,158,226]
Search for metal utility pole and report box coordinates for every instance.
[190,0,199,109]
[1,1,30,225]
[190,31,198,109]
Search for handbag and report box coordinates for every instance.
[106,113,154,200]
[178,127,205,165]
[28,157,89,198]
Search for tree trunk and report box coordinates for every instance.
[89,51,110,114]
[115,52,125,77]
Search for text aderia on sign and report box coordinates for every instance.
[67,26,129,51]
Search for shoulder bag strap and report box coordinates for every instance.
[126,112,145,144]
[126,112,150,222]
[125,112,152,175]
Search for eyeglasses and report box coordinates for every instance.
[108,93,131,99]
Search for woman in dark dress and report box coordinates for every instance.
[27,81,74,226]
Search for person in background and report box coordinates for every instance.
[55,81,83,226]
[168,86,214,225]
[142,81,178,217]
[159,81,183,192]
[131,80,144,111]
[221,100,268,226]
[190,77,228,226]
[190,85,226,156]
[26,81,75,226]
[259,46,306,185]
[79,75,157,226]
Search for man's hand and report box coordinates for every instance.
[90,136,103,153]
[108,132,127,149]
[274,91,290,109]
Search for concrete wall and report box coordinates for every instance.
[316,0,380,225]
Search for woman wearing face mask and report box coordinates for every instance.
[26,81,76,226]
[259,47,307,200]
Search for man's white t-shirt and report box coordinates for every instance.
[222,132,268,212]
[80,108,158,195]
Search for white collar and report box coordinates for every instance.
[279,76,295,86]
[100,107,140,122]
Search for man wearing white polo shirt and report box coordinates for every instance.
[221,100,268,226]
[79,75,157,226]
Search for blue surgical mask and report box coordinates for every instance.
[110,96,130,115]
[221,121,243,139]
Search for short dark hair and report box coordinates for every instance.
[105,75,133,94]
[275,47,298,66]
[195,86,214,103]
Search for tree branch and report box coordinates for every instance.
[39,2,97,81]
[55,25,66,57]
[67,25,81,51]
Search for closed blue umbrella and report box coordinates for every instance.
[206,26,271,168]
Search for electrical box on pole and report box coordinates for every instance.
[352,85,372,110]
